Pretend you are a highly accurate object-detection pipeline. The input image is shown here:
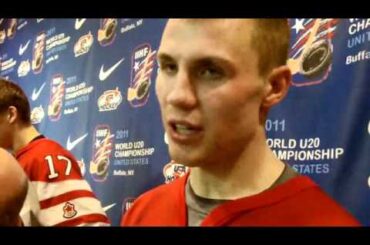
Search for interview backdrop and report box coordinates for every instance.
[0,18,369,225]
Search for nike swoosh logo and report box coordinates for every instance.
[102,203,116,212]
[31,82,46,101]
[99,58,124,81]
[75,18,86,30]
[66,133,88,151]
[19,40,30,56]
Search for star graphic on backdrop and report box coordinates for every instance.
[95,139,101,148]
[292,19,305,34]
[134,61,140,71]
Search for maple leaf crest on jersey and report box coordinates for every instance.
[63,202,77,219]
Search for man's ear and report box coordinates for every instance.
[262,65,291,108]
[7,106,18,124]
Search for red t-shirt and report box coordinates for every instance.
[121,172,360,226]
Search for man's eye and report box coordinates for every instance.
[159,63,177,74]
[198,67,224,80]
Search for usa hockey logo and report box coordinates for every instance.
[122,197,136,215]
[48,74,65,122]
[63,202,77,219]
[97,87,123,112]
[90,125,114,182]
[97,18,117,47]
[288,19,339,87]
[32,31,46,74]
[163,161,189,184]
[127,44,156,107]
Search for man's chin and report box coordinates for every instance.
[170,142,209,166]
[169,152,203,168]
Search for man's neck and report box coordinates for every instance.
[189,130,285,200]
[12,125,40,154]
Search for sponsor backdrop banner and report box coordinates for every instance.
[0,18,369,226]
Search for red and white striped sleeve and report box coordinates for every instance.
[17,139,111,226]
[32,179,110,226]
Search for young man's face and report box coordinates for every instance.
[156,19,267,168]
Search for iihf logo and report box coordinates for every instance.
[90,125,114,182]
[288,19,339,87]
[32,31,46,74]
[127,44,156,107]
[47,74,65,122]
[7,19,17,40]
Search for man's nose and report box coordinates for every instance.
[166,71,197,110]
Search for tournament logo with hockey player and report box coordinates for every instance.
[127,44,156,107]
[90,125,114,182]
[7,19,17,40]
[288,19,339,87]
[97,18,117,47]
[97,87,123,112]
[30,105,45,124]
[74,31,94,57]
[48,74,65,122]
[63,202,77,219]
[32,31,46,74]
[163,160,189,184]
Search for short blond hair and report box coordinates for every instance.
[251,19,290,76]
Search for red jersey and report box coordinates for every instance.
[121,172,360,226]
[16,137,110,226]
